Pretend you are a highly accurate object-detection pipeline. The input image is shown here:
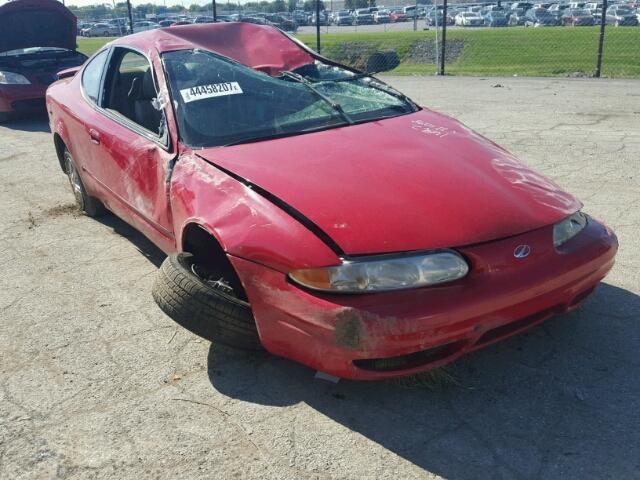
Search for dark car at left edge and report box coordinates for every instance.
[0,0,87,122]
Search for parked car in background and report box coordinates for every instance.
[82,22,120,37]
[108,18,129,35]
[310,11,329,25]
[606,5,638,25]
[354,8,375,25]
[508,8,528,24]
[332,10,353,25]
[389,9,409,22]
[238,16,274,26]
[403,5,421,19]
[511,2,535,10]
[374,9,391,23]
[171,20,193,26]
[561,8,595,25]
[158,19,176,27]
[524,8,560,25]
[264,14,298,31]
[548,3,569,18]
[0,0,87,122]
[455,11,485,26]
[132,21,160,33]
[45,22,618,381]
[484,11,509,25]
[293,10,310,26]
[78,22,93,35]
[194,16,215,24]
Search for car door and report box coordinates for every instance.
[81,47,176,252]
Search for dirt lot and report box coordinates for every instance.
[0,76,638,479]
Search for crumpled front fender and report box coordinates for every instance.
[169,154,341,272]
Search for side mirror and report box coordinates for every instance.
[365,50,400,75]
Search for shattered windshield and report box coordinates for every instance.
[163,49,416,148]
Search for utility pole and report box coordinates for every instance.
[434,0,439,70]
[439,0,447,75]
[316,0,321,53]
[595,0,607,77]
[126,0,133,34]
[413,0,418,31]
[212,0,217,21]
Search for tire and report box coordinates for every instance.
[63,149,106,217]
[152,253,262,350]
[103,30,109,36]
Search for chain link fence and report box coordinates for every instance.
[70,0,639,78]
[302,0,640,78]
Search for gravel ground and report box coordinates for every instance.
[0,76,638,479]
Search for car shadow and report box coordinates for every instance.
[94,214,166,268]
[1,112,51,133]
[206,282,640,479]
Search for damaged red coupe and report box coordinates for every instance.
[46,23,618,380]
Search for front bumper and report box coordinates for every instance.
[231,218,617,380]
[0,84,47,114]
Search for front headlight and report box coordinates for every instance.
[289,251,469,293]
[553,211,588,248]
[0,71,31,85]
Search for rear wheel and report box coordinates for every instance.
[63,149,106,217]
[153,253,262,350]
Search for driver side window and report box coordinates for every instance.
[103,49,163,136]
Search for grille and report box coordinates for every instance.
[353,341,464,372]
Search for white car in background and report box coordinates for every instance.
[81,23,120,37]
[455,12,484,25]
[132,21,160,33]
[374,9,391,23]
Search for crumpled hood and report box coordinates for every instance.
[197,109,580,255]
[0,0,77,53]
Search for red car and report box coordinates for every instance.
[560,8,596,26]
[0,0,87,122]
[46,23,617,380]
[389,10,409,22]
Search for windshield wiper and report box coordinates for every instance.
[279,71,354,125]
[221,124,345,147]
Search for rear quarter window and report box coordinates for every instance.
[82,49,109,104]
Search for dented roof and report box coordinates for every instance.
[113,23,314,76]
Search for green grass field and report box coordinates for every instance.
[78,27,640,78]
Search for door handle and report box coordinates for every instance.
[89,129,101,145]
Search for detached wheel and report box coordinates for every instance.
[63,149,106,217]
[152,253,262,350]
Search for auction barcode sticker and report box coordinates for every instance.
[180,82,243,103]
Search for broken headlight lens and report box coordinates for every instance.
[0,71,31,85]
[553,211,588,248]
[289,251,469,293]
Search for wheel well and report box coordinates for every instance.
[53,133,67,173]
[181,224,248,300]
